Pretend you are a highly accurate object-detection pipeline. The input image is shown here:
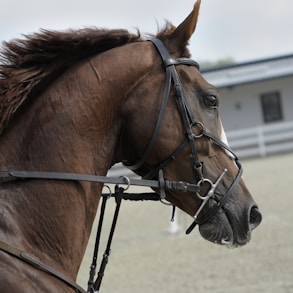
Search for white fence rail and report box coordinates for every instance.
[226,121,293,159]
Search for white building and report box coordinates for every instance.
[203,54,293,158]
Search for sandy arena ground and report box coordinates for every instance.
[77,152,293,293]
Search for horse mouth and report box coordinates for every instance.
[198,205,262,248]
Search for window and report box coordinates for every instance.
[260,91,283,123]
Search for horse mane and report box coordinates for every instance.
[0,22,180,135]
[0,27,145,134]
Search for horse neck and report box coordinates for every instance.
[0,41,154,279]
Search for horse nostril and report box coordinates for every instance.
[249,205,262,230]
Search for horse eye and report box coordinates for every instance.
[204,95,218,108]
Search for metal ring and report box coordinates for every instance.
[119,176,130,191]
[192,121,205,138]
[102,185,112,198]
[196,178,213,200]
[160,199,172,206]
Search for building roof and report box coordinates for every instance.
[202,54,293,88]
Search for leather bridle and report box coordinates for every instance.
[126,38,243,232]
[0,38,243,292]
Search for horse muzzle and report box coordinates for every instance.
[198,202,262,247]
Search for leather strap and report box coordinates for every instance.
[125,38,200,173]
[140,39,244,234]
[0,170,199,193]
[147,39,203,173]
[0,239,85,293]
[125,47,173,171]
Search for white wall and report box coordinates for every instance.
[217,76,293,131]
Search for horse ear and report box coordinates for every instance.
[168,0,201,52]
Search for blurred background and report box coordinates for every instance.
[2,1,293,292]
[1,0,293,63]
[78,153,293,293]
[2,0,293,155]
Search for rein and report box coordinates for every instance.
[0,239,86,293]
[0,170,199,194]
[0,179,161,293]
[0,169,199,293]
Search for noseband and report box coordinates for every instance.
[126,38,243,233]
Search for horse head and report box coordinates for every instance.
[0,2,262,291]
[121,0,262,247]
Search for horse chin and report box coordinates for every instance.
[198,209,251,248]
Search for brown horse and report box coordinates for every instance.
[0,1,261,292]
